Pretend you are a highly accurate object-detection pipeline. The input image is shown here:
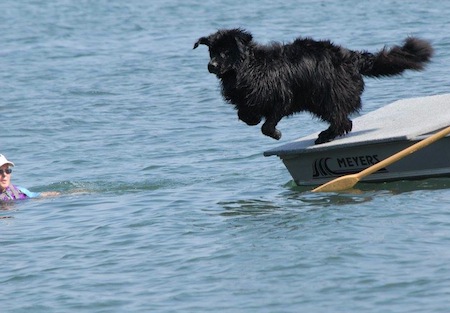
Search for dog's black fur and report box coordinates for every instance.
[194,29,433,144]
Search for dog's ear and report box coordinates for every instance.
[233,29,253,46]
[229,29,253,55]
[193,37,210,49]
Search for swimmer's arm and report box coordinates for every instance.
[40,191,60,197]
[18,187,60,198]
[18,187,40,198]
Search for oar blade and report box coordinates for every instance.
[312,175,360,192]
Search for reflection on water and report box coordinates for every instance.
[219,199,281,216]
[282,180,375,207]
[219,178,450,216]
[217,189,375,217]
[287,177,450,196]
[366,178,450,194]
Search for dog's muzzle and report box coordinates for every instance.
[208,62,219,74]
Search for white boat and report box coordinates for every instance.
[264,94,450,186]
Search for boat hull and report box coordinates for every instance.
[279,137,450,186]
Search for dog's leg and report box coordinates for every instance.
[315,117,352,144]
[261,115,283,140]
[238,109,262,126]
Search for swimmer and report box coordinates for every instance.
[0,154,59,201]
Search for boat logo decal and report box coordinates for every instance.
[312,155,387,178]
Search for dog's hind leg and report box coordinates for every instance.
[315,92,357,144]
[261,114,283,140]
[315,117,352,144]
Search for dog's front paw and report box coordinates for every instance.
[271,129,282,140]
[266,129,282,140]
[262,124,282,140]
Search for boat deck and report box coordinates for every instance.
[264,93,450,157]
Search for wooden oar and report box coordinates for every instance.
[312,125,450,192]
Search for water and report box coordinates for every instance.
[1,0,450,312]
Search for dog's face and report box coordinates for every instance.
[194,29,253,78]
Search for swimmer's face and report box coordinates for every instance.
[0,164,12,191]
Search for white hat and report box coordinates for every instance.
[0,154,15,167]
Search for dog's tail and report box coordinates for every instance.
[358,37,433,77]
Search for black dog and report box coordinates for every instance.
[194,29,433,144]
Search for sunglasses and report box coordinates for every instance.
[0,168,12,175]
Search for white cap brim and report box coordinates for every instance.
[0,154,15,167]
